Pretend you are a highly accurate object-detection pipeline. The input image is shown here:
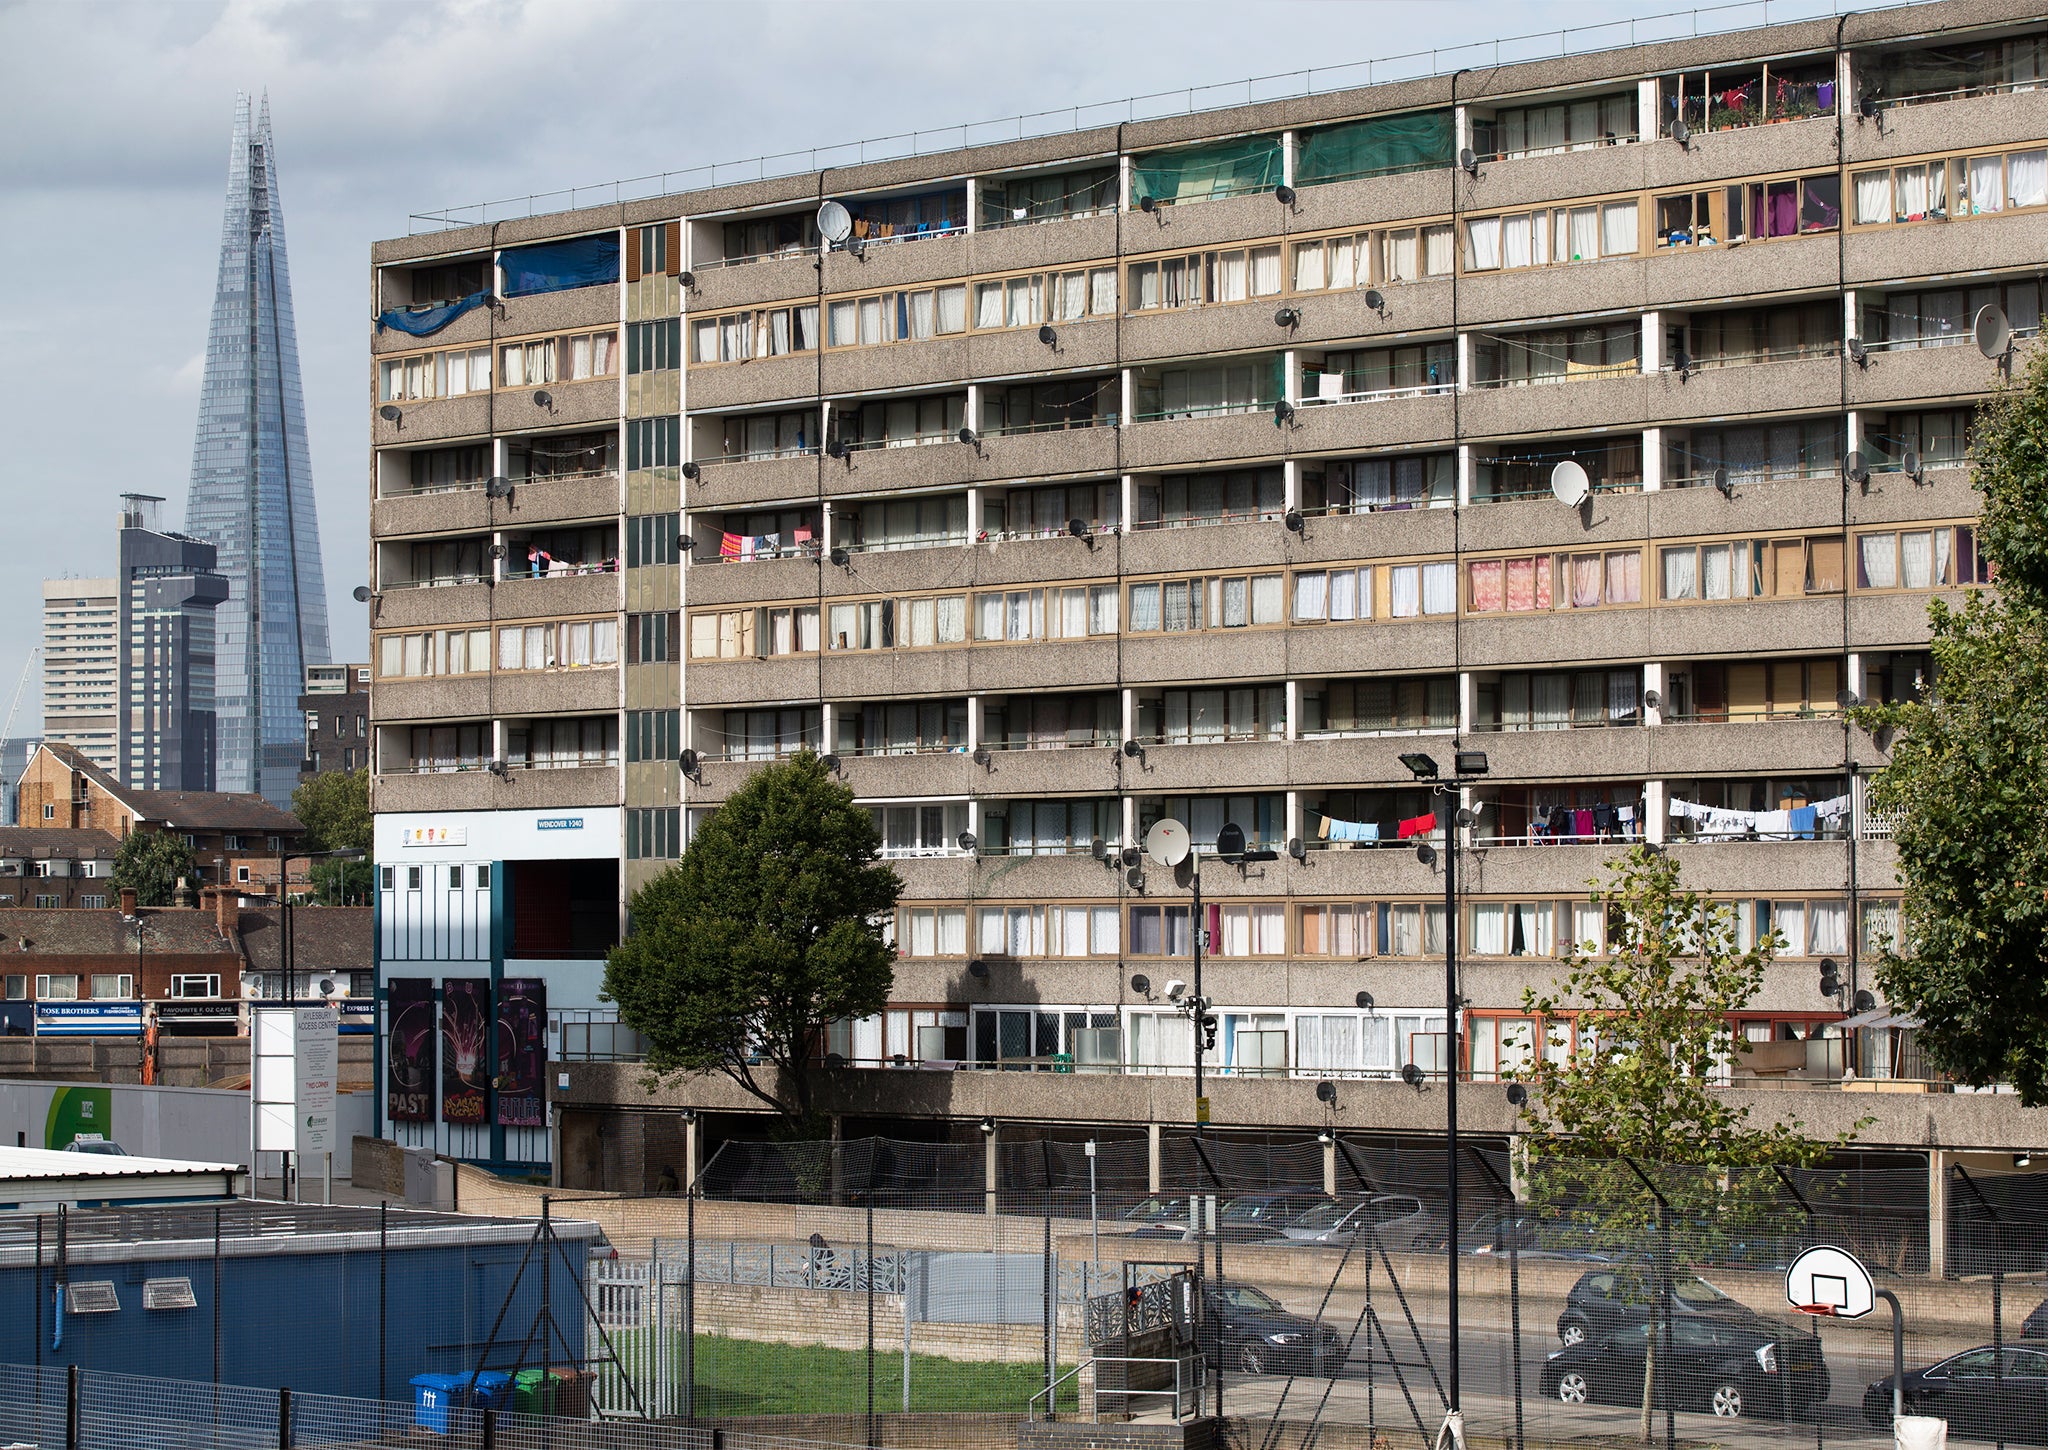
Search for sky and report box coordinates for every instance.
[0,0,1860,741]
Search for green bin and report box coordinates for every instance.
[512,1368,557,1415]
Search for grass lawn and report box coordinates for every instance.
[617,1333,1078,1416]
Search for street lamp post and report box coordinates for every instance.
[273,848,366,1003]
[1398,748,1488,1422]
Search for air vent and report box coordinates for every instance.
[66,1281,119,1314]
[144,1277,197,1311]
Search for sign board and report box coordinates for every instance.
[35,1001,143,1037]
[400,824,468,848]
[1195,1096,1211,1124]
[252,1005,339,1159]
[1786,1244,1875,1319]
[535,816,584,831]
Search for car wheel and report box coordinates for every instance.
[1709,1382,1745,1418]
[1238,1342,1266,1376]
[1557,1372,1590,1405]
[1559,1317,1588,1348]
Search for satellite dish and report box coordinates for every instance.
[1974,304,2012,361]
[1125,866,1146,891]
[1068,518,1089,540]
[1274,397,1296,427]
[1643,688,1661,710]
[956,831,977,853]
[1138,194,1157,214]
[352,585,371,603]
[1120,846,1142,868]
[1215,821,1247,861]
[1090,836,1108,860]
[678,748,700,775]
[816,200,853,245]
[1902,448,1923,481]
[829,546,850,567]
[1131,973,1151,994]
[1315,1080,1337,1104]
[1274,306,1301,329]
[377,404,401,423]
[820,753,841,773]
[971,746,992,768]
[1843,451,1869,484]
[1671,117,1693,148]
[1847,336,1868,367]
[1144,818,1191,868]
[1713,467,1733,499]
[1458,146,1478,175]
[1037,324,1057,347]
[1275,184,1297,207]
[1283,509,1304,533]
[967,959,989,979]
[1354,991,1374,1011]
[1401,1063,1426,1088]
[1363,288,1386,312]
[1414,842,1437,866]
[681,461,701,480]
[1549,460,1591,508]
[1287,837,1306,861]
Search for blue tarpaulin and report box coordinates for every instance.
[501,235,619,298]
[376,291,491,337]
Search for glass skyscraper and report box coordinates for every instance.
[185,92,330,809]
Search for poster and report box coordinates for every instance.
[441,978,490,1124]
[386,978,437,1123]
[494,979,548,1128]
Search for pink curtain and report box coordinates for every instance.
[1571,555,1603,608]
[1469,561,1504,612]
[1605,551,1641,603]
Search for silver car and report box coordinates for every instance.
[1279,1193,1438,1250]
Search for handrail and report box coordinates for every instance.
[1028,1355,1195,1422]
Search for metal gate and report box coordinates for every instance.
[589,1256,689,1419]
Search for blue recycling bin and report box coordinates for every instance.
[411,1372,513,1432]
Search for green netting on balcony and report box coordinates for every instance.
[1131,136,1284,206]
[1297,111,1455,185]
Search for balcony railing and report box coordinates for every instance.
[501,558,619,580]
[1669,341,1841,371]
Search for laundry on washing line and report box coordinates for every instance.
[1668,794,1849,838]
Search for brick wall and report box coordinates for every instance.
[351,1135,407,1196]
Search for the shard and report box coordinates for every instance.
[185,92,330,810]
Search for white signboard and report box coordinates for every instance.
[252,1006,339,1160]
[401,824,468,848]
[295,1006,338,1155]
[1786,1244,1875,1319]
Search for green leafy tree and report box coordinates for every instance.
[1852,347,2048,1103]
[291,770,372,904]
[111,830,197,907]
[1514,846,1855,1439]
[604,752,900,1135]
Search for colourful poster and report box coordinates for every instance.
[441,978,490,1124]
[385,979,437,1123]
[45,1085,113,1149]
[494,979,548,1128]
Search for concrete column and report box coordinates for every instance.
[1844,290,1863,348]
[965,798,981,851]
[1846,410,1865,457]
[985,1122,1000,1216]
[1286,790,1302,848]
[1643,425,1664,492]
[1280,131,1296,188]
[1119,155,1134,213]
[1928,1150,1950,1278]
[1454,334,1473,394]
[1453,106,1473,156]
[1641,311,1664,374]
[1642,779,1667,845]
[820,702,838,756]
[1457,443,1474,507]
[1322,1136,1337,1197]
[966,695,983,751]
[819,499,834,552]
[1119,472,1136,531]
[963,178,978,235]
[1637,79,1660,140]
[1120,367,1135,424]
[1284,679,1300,741]
[1642,661,1666,728]
[1282,457,1301,512]
[1458,671,1476,733]
[1121,795,1138,849]
[685,1113,701,1191]
[965,485,983,542]
[1846,652,1864,705]
[1147,1121,1162,1193]
[964,382,980,433]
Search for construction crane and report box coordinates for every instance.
[0,648,39,805]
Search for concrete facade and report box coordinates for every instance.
[369,1,2048,1160]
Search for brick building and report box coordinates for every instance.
[0,828,122,909]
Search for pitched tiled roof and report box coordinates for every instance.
[235,906,372,974]
[30,743,304,834]
[0,828,122,860]
[0,908,240,958]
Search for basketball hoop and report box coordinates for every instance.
[1785,1246,1874,1321]
[1795,1303,1839,1317]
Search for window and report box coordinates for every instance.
[626,416,681,471]
[1136,687,1286,744]
[627,808,681,860]
[1303,676,1456,735]
[1676,302,1841,369]
[1297,111,1455,184]
[870,801,970,857]
[1854,526,1992,590]
[628,221,677,279]
[713,408,818,461]
[1380,224,1456,282]
[170,974,220,999]
[982,694,1115,751]
[499,329,617,387]
[1866,280,2042,352]
[379,345,492,402]
[1658,536,1845,600]
[1656,173,1839,246]
[722,706,823,761]
[487,619,619,672]
[897,907,968,957]
[1135,469,1283,529]
[1131,136,1283,207]
[1472,437,1641,504]
[1387,562,1459,618]
[981,799,1119,856]
[626,514,680,569]
[979,165,1118,228]
[835,699,965,756]
[829,394,966,451]
[973,268,1116,328]
[626,318,681,373]
[236,865,250,883]
[397,723,488,774]
[718,210,819,265]
[626,710,681,764]
[689,305,819,362]
[1139,794,1284,852]
[712,507,820,561]
[1309,343,1456,402]
[823,285,971,348]
[627,611,681,664]
[1472,323,1638,389]
[983,482,1118,540]
[1864,410,1978,472]
[36,974,80,1000]
[90,974,133,1000]
[504,716,617,770]
[982,376,1119,434]
[1126,573,1285,633]
[1862,31,2048,107]
[689,606,818,659]
[42,804,54,821]
[1464,201,1640,270]
[1475,670,1641,731]
[1479,93,1638,159]
[1126,248,1282,312]
[1738,899,1851,954]
[1291,567,1374,622]
[1665,419,1842,488]
[1131,358,1283,421]
[3,976,23,1000]
[399,443,491,495]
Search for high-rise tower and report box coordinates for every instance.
[185,92,330,809]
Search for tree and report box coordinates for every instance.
[603,752,900,1135]
[111,830,197,907]
[291,770,372,904]
[1513,846,1855,1440]
[1852,346,2048,1104]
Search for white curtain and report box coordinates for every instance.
[1502,214,1533,270]
[1089,268,1117,315]
[1465,216,1502,270]
[1390,565,1421,618]
[1567,206,1600,262]
[1810,901,1848,956]
[1900,531,1933,589]
[1472,904,1505,954]
[1217,251,1248,303]
[1250,246,1282,295]
[2009,149,2048,208]
[1934,528,1953,585]
[1602,201,1639,255]
[1385,230,1419,281]
[1293,240,1326,292]
[1424,225,1456,275]
[1293,572,1328,620]
[1330,568,1360,620]
[1775,902,1806,957]
[975,283,1004,330]
[1662,547,1698,600]
[1855,170,1892,224]
[1702,543,1733,600]
[1861,534,1898,589]
[1970,155,2004,213]
[1421,561,1457,614]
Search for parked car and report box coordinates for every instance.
[2023,1298,2048,1340]
[1862,1345,2048,1442]
[1556,1267,1759,1347]
[1200,1283,1348,1376]
[1131,1189,1330,1242]
[1542,1316,1829,1419]
[1120,1195,1189,1225]
[1461,1216,1624,1262]
[1280,1194,1438,1251]
[61,1137,128,1156]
